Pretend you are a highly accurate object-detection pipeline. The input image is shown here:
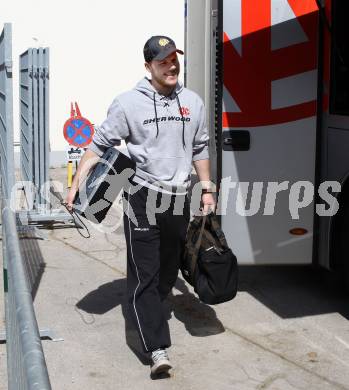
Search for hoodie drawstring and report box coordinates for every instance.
[153,92,160,138]
[175,93,186,149]
[152,90,186,150]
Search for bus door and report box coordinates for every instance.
[317,0,349,269]
[221,0,320,264]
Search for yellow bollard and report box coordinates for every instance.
[67,160,73,188]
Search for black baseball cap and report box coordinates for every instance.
[143,36,184,63]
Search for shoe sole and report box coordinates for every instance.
[151,362,172,375]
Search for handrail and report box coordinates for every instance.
[2,198,52,390]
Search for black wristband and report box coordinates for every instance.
[201,188,214,195]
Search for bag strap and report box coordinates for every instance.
[187,216,202,248]
[189,214,207,278]
[202,228,219,247]
[186,213,228,282]
[208,213,228,248]
[194,214,207,253]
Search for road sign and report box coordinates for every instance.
[63,102,94,147]
[66,146,84,161]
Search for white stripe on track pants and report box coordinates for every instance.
[123,182,190,353]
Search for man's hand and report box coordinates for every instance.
[193,158,216,214]
[65,186,78,211]
[201,193,216,215]
[63,149,99,211]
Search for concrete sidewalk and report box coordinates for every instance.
[2,168,349,389]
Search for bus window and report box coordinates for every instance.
[330,1,349,115]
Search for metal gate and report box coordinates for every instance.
[20,48,50,211]
[18,46,71,225]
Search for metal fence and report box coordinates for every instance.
[0,23,15,201]
[0,23,52,390]
[20,48,50,211]
[3,199,52,390]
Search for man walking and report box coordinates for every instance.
[66,35,215,375]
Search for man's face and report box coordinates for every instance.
[146,52,180,89]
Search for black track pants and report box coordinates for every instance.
[123,183,190,353]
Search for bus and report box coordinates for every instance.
[185,0,349,281]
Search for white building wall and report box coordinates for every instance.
[0,0,184,166]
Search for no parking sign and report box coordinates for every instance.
[63,102,94,147]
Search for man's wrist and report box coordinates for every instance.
[200,181,216,194]
[201,188,214,195]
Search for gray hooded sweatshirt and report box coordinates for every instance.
[88,77,209,194]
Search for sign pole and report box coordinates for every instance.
[67,160,73,188]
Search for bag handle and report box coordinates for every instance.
[194,213,207,253]
[193,212,224,253]
[207,213,228,248]
[188,212,228,281]
[189,214,208,278]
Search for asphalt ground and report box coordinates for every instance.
[1,167,349,389]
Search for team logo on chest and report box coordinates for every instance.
[179,106,190,116]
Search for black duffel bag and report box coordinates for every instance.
[181,212,238,305]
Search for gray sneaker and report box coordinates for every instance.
[150,348,172,375]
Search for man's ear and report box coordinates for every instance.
[144,62,151,73]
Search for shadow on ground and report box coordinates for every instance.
[76,264,349,366]
[76,276,225,366]
[238,264,349,320]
